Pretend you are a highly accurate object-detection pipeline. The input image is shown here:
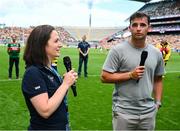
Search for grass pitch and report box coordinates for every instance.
[0,46,180,130]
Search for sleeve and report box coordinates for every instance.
[78,42,81,48]
[102,47,120,73]
[155,51,165,76]
[22,67,47,98]
[7,44,10,52]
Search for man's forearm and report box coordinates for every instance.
[154,76,163,102]
[101,71,132,83]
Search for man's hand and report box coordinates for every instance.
[130,66,145,80]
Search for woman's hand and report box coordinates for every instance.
[62,69,78,89]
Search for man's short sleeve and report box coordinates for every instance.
[22,67,47,98]
[155,51,165,76]
[78,42,81,48]
[102,47,120,73]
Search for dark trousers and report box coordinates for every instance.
[9,57,19,78]
[78,56,88,77]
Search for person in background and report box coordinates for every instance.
[101,12,164,130]
[156,40,171,66]
[22,25,78,130]
[77,35,90,77]
[7,34,21,79]
[51,57,58,71]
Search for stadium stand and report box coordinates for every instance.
[0,26,76,46]
[1,0,179,50]
[64,26,122,41]
[0,26,123,48]
[101,0,180,50]
[63,26,123,47]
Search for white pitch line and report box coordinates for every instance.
[0,79,22,82]
[166,71,180,73]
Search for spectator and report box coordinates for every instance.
[51,57,58,71]
[7,34,21,79]
[156,40,171,66]
[77,35,90,77]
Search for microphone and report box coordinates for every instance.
[63,56,77,97]
[137,51,148,83]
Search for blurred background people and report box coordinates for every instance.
[156,40,171,66]
[7,34,21,79]
[51,57,58,71]
[78,35,90,77]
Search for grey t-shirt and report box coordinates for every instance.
[102,41,164,115]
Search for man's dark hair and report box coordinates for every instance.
[23,25,55,67]
[130,12,150,25]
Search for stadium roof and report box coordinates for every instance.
[129,0,152,2]
[129,0,169,3]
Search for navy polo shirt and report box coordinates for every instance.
[78,41,90,57]
[22,65,68,130]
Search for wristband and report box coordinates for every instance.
[129,72,133,79]
[129,71,136,79]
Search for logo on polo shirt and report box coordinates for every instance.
[34,86,40,90]
[48,75,54,82]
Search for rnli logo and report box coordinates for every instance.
[34,86,40,90]
[48,75,54,82]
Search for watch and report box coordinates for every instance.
[156,101,162,107]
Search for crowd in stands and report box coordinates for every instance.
[151,25,180,32]
[1,26,180,55]
[137,0,180,34]
[0,27,33,45]
[140,0,180,17]
[0,26,76,45]
[56,27,76,42]
[100,34,180,52]
[99,0,180,51]
[146,34,180,50]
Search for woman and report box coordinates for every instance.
[22,25,78,130]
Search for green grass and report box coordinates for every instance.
[0,46,180,130]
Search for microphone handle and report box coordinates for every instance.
[136,63,144,83]
[65,67,77,97]
[136,64,143,83]
[66,67,71,72]
[71,83,77,97]
[136,79,139,83]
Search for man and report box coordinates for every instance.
[101,12,164,130]
[7,34,21,79]
[78,35,90,77]
[156,40,171,66]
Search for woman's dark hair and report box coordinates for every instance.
[23,25,55,67]
[130,12,150,25]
